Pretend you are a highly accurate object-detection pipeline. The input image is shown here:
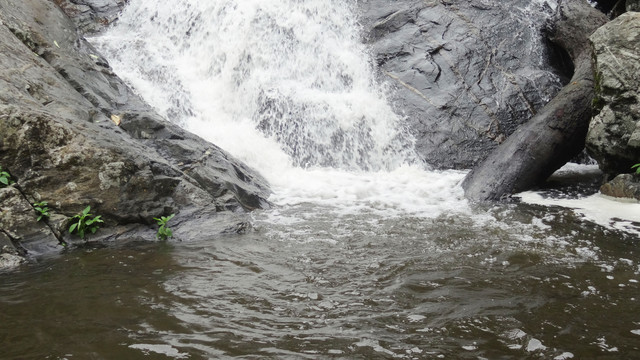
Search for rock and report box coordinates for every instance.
[0,0,270,257]
[586,12,640,176]
[52,0,127,34]
[628,0,640,12]
[462,0,608,201]
[0,186,62,254]
[600,173,640,200]
[359,0,567,169]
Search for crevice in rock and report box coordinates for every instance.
[0,229,28,256]
[544,37,575,84]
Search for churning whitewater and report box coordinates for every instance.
[90,0,477,217]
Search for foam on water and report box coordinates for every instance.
[519,164,640,236]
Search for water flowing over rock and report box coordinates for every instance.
[586,12,640,176]
[0,0,270,261]
[358,0,568,169]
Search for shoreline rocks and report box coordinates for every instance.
[0,0,270,268]
[586,12,640,202]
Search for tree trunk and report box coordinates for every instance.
[461,0,608,201]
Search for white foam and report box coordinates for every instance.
[519,192,640,236]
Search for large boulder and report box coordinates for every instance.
[358,0,568,169]
[586,12,640,176]
[0,0,270,261]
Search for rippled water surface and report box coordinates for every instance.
[2,200,640,359]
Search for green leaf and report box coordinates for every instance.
[37,215,43,222]
[82,206,91,216]
[0,177,8,186]
[69,223,78,233]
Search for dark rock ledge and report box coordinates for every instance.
[0,0,270,268]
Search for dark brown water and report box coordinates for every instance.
[1,202,639,359]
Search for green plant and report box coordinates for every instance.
[69,206,103,239]
[33,201,50,221]
[154,214,175,240]
[632,163,640,174]
[0,166,13,187]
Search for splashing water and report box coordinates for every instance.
[92,0,419,172]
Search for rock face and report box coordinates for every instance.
[586,12,640,176]
[461,0,608,201]
[52,0,127,34]
[0,0,270,264]
[358,0,568,169]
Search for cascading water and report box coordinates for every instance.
[90,0,473,217]
[92,0,418,171]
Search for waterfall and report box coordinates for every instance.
[92,0,420,172]
[91,0,471,215]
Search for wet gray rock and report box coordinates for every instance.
[586,12,640,176]
[461,0,608,201]
[52,0,127,34]
[600,173,640,201]
[358,0,567,169]
[0,0,270,260]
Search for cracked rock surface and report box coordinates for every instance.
[358,0,567,169]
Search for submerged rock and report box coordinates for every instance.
[0,0,270,259]
[359,0,568,169]
[586,12,640,176]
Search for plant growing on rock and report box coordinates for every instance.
[0,166,13,187]
[154,214,175,240]
[69,206,103,239]
[632,163,640,175]
[33,201,50,221]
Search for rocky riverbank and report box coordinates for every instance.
[0,0,270,268]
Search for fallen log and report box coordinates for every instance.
[461,0,608,201]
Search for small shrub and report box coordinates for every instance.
[33,201,50,221]
[69,206,103,239]
[154,214,175,240]
[0,166,13,187]
[633,163,640,175]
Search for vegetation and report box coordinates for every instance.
[633,163,640,174]
[69,206,103,239]
[33,201,50,221]
[154,214,175,240]
[0,166,13,187]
